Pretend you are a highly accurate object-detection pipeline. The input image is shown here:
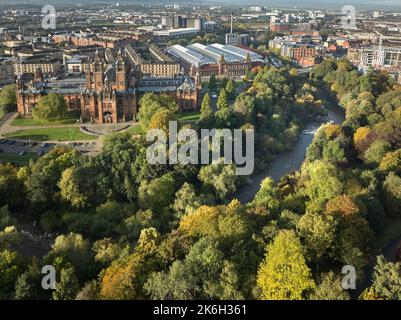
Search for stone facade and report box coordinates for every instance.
[16,49,200,123]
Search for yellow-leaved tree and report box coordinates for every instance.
[256,230,315,300]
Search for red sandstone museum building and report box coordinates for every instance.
[16,49,200,124]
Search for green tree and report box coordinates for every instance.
[225,79,235,101]
[0,163,24,208]
[47,233,90,273]
[303,160,343,206]
[15,260,50,300]
[32,93,68,120]
[216,89,229,110]
[0,249,22,299]
[138,93,178,130]
[172,183,202,220]
[138,173,176,212]
[309,272,350,300]
[297,211,338,264]
[0,84,17,113]
[363,139,391,166]
[383,172,401,218]
[369,255,401,300]
[52,267,80,300]
[208,74,217,92]
[26,146,79,206]
[257,230,315,300]
[200,93,213,120]
[198,162,237,200]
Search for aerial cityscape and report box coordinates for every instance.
[0,0,401,305]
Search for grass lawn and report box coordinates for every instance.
[5,127,97,142]
[0,108,4,121]
[177,111,201,123]
[0,152,37,166]
[124,125,143,136]
[11,116,77,126]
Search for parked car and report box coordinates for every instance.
[18,151,26,156]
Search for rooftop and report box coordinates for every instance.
[166,43,264,67]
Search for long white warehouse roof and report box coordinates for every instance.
[166,42,264,67]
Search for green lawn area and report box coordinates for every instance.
[4,127,97,142]
[124,125,143,136]
[0,108,5,121]
[0,152,37,166]
[11,116,77,126]
[177,111,201,123]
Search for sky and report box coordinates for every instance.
[1,0,401,10]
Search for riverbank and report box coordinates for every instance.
[233,105,345,203]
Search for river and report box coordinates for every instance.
[234,106,345,203]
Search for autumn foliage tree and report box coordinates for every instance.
[257,230,315,300]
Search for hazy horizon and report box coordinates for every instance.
[1,0,401,10]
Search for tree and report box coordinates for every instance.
[322,140,346,164]
[0,163,24,208]
[52,267,80,300]
[138,93,178,130]
[198,162,237,200]
[353,127,372,154]
[252,178,280,212]
[302,160,343,206]
[59,167,88,208]
[15,260,50,300]
[32,93,67,120]
[75,280,99,300]
[179,202,248,244]
[145,260,192,300]
[309,272,350,300]
[0,84,17,112]
[216,89,229,111]
[369,255,401,300]
[296,211,338,264]
[0,249,22,299]
[26,146,79,206]
[172,183,202,220]
[379,149,401,174]
[232,93,255,124]
[257,230,315,300]
[48,233,90,272]
[145,238,225,299]
[148,108,176,134]
[138,173,176,212]
[200,93,213,120]
[92,238,121,265]
[208,74,217,92]
[99,253,150,300]
[383,172,401,218]
[225,79,235,101]
[363,139,391,166]
[211,260,245,300]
